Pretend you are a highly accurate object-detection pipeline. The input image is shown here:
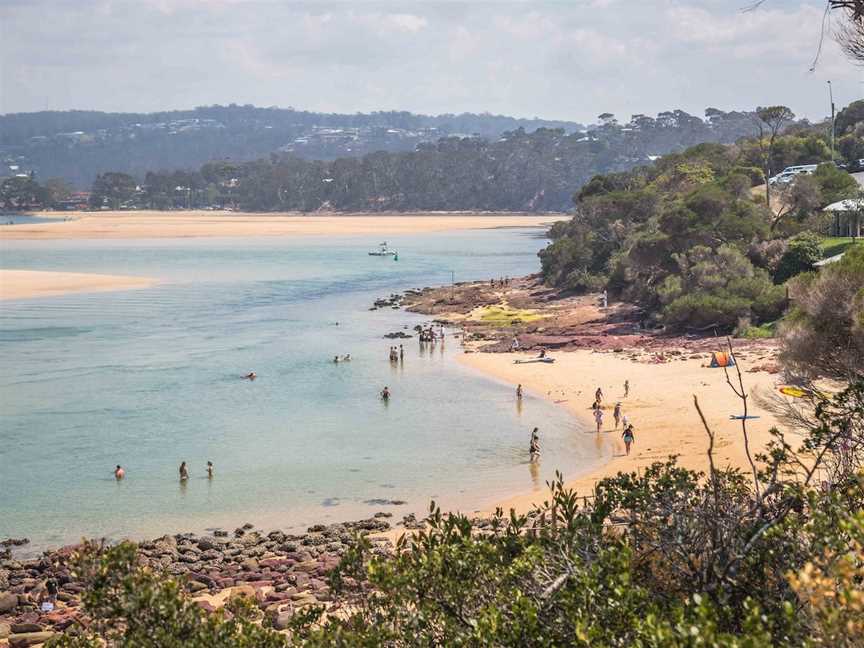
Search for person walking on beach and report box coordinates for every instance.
[601,289,608,309]
[594,407,604,433]
[622,424,635,455]
[207,461,214,479]
[516,384,523,399]
[511,336,520,352]
[624,380,630,398]
[529,427,540,461]
[613,403,622,429]
[595,387,604,404]
[179,461,189,481]
[114,465,125,480]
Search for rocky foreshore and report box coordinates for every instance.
[0,516,395,644]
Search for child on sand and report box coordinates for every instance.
[613,403,622,429]
[622,424,635,455]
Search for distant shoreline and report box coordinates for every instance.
[0,210,561,241]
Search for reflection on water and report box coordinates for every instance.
[0,230,608,551]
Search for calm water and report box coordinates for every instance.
[0,229,607,552]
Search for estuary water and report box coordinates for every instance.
[0,228,606,551]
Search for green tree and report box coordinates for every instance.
[0,175,47,210]
[755,105,795,208]
[89,172,137,209]
[773,232,823,283]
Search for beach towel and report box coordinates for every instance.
[709,351,735,368]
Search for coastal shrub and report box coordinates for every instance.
[773,232,823,284]
[780,245,864,380]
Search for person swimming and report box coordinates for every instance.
[243,372,257,380]
[179,461,189,481]
[114,465,125,480]
[333,355,340,363]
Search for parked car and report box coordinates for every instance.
[768,164,818,186]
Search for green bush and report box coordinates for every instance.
[774,232,823,283]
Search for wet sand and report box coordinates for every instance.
[462,350,786,514]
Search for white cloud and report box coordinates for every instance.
[0,0,859,122]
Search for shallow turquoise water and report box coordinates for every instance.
[0,229,606,551]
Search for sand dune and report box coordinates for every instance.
[0,269,156,300]
[0,210,557,240]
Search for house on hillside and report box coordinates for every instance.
[825,198,863,238]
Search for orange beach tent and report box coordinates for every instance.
[709,351,735,368]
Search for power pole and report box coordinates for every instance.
[828,80,836,161]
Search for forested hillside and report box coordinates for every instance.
[0,105,585,189]
[539,101,864,331]
[0,105,758,194]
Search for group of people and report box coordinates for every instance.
[490,276,512,288]
[388,345,404,362]
[114,461,214,481]
[590,382,636,455]
[418,326,444,343]
[333,354,352,363]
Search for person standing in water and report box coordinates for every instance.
[381,386,390,401]
[399,344,404,361]
[206,461,214,479]
[516,384,523,399]
[179,461,189,481]
[529,428,540,461]
[114,465,125,480]
[613,403,622,429]
[622,424,635,455]
[594,407,604,433]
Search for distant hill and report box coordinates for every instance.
[0,105,585,189]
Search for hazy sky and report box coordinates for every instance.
[1,0,862,122]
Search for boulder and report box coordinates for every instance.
[10,623,42,634]
[273,610,294,630]
[0,591,18,613]
[8,631,55,647]
[0,623,10,639]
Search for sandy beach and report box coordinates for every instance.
[462,349,786,515]
[0,211,555,240]
[0,269,156,300]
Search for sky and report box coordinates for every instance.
[0,0,862,123]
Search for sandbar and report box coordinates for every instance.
[0,269,156,300]
[0,210,556,240]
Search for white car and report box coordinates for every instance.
[768,164,818,186]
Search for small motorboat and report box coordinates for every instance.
[369,242,397,256]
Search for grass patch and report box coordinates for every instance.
[740,320,779,339]
[472,304,546,326]
[820,237,863,259]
